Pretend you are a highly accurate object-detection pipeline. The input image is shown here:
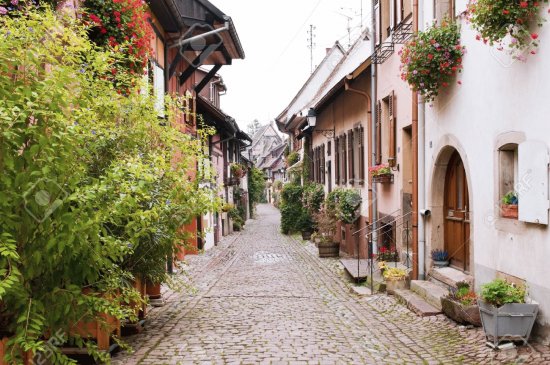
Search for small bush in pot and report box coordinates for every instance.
[501,191,518,219]
[478,279,539,347]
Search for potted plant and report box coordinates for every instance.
[478,279,539,347]
[383,267,408,295]
[467,0,547,60]
[230,163,246,179]
[377,246,399,262]
[441,281,482,327]
[370,164,393,183]
[286,151,300,167]
[314,206,339,257]
[400,19,465,102]
[221,203,233,220]
[501,191,518,219]
[299,211,315,240]
[431,249,450,267]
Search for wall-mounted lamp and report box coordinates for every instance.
[306,108,317,128]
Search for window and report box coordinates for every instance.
[153,62,165,117]
[435,0,455,22]
[321,144,326,184]
[498,143,518,219]
[376,92,397,167]
[498,140,550,225]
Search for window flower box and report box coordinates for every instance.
[501,204,518,219]
[372,173,394,184]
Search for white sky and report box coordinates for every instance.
[214,0,372,130]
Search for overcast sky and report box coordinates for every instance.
[214,0,371,131]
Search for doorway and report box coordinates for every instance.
[444,151,470,272]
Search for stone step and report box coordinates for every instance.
[429,267,474,290]
[410,280,448,311]
[394,289,442,317]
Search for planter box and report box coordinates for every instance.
[318,243,340,258]
[501,204,518,219]
[71,313,121,351]
[372,173,394,184]
[478,300,538,347]
[301,231,313,241]
[441,297,481,327]
[386,279,407,295]
[131,278,147,320]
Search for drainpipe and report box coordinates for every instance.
[411,0,419,280]
[418,0,426,280]
[370,0,379,257]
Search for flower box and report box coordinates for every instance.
[501,204,518,219]
[71,314,121,351]
[441,297,481,327]
[478,300,539,347]
[372,173,394,184]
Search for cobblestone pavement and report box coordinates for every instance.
[112,204,550,365]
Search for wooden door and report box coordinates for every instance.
[444,152,470,271]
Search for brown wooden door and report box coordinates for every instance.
[444,152,470,272]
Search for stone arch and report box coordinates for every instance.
[427,135,474,275]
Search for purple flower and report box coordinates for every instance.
[0,7,8,15]
[91,130,96,135]
[10,0,18,6]
[413,70,418,75]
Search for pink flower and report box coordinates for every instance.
[519,1,528,8]
[0,7,7,15]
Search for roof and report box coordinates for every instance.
[151,0,245,62]
[275,42,346,131]
[310,28,372,111]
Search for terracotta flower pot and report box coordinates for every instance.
[130,278,147,320]
[501,204,518,219]
[146,281,162,300]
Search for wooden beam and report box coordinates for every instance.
[194,64,222,93]
[168,52,182,80]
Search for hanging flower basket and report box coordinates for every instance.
[370,164,394,184]
[467,0,549,60]
[400,19,465,102]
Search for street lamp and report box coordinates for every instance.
[306,108,317,128]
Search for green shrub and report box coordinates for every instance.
[481,279,526,307]
[280,183,304,234]
[325,188,362,224]
[286,151,300,166]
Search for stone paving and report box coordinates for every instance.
[112,204,550,365]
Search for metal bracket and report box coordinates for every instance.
[315,129,336,139]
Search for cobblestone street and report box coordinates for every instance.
[112,205,550,365]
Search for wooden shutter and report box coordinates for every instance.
[375,0,381,45]
[396,0,403,24]
[341,134,347,184]
[389,91,397,167]
[321,144,326,184]
[359,126,365,184]
[335,137,340,185]
[376,101,382,165]
[327,141,331,156]
[518,141,550,225]
[348,130,354,184]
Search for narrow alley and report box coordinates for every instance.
[112,205,548,365]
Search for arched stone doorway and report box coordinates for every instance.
[430,144,473,274]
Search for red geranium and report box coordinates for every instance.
[82,0,153,75]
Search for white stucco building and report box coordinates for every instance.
[422,0,550,339]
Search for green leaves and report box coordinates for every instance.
[0,7,219,363]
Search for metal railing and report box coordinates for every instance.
[351,211,412,293]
